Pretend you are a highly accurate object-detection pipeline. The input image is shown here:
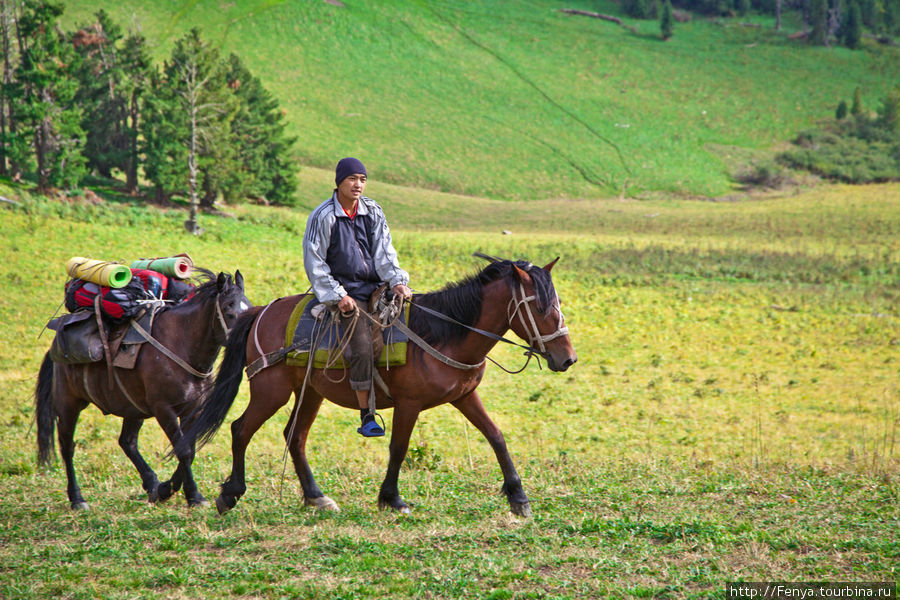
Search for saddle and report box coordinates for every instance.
[285,287,409,370]
[46,307,157,369]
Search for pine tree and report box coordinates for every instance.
[810,0,830,44]
[119,32,151,193]
[141,28,233,233]
[851,86,863,116]
[222,53,297,206]
[836,100,848,119]
[12,0,86,191]
[660,0,675,40]
[71,10,150,192]
[844,0,863,48]
[877,86,900,135]
[0,0,19,176]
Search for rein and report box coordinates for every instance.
[128,295,231,379]
[407,280,568,373]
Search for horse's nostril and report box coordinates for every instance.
[561,357,577,370]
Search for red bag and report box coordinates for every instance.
[63,269,178,322]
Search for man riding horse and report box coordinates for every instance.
[302,157,413,437]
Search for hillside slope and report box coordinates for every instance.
[60,0,900,200]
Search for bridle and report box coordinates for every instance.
[406,275,569,372]
[214,295,230,339]
[507,281,569,356]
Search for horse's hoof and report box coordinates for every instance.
[305,495,340,512]
[215,495,234,515]
[510,502,532,518]
[189,498,210,509]
[151,482,173,503]
[71,501,90,511]
[378,498,411,514]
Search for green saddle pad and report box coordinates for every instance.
[284,295,409,369]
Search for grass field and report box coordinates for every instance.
[58,0,900,200]
[0,176,897,598]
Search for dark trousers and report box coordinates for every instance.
[340,311,373,391]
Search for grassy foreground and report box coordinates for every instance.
[0,179,898,598]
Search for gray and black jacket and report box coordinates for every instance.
[302,192,409,304]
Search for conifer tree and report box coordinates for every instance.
[810,0,830,44]
[843,0,863,48]
[71,10,150,192]
[0,0,19,177]
[222,53,297,206]
[141,28,232,233]
[836,99,848,119]
[11,0,85,191]
[661,0,675,40]
[851,86,863,116]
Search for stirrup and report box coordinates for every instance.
[358,412,385,437]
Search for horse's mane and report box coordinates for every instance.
[165,267,220,312]
[187,268,219,302]
[409,259,557,346]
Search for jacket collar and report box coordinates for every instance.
[331,191,370,218]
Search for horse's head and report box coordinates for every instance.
[215,270,252,338]
[507,258,577,372]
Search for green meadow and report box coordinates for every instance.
[1,0,899,597]
[0,174,897,598]
[60,0,900,200]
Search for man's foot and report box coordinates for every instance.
[358,412,385,437]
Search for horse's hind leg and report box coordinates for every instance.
[452,391,531,517]
[284,389,338,511]
[55,396,89,510]
[118,418,162,503]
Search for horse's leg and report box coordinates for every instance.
[117,418,163,502]
[218,367,294,515]
[55,396,90,510]
[377,401,421,514]
[284,389,338,511]
[153,409,207,507]
[452,391,532,517]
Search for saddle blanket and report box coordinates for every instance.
[285,295,409,369]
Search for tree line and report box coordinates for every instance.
[620,0,899,48]
[0,1,297,233]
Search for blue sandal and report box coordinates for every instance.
[358,413,385,437]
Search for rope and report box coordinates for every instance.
[129,319,212,378]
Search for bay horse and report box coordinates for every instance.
[34,270,250,510]
[180,257,577,516]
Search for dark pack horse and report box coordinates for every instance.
[35,270,249,510]
[180,256,577,516]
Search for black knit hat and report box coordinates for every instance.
[335,157,367,185]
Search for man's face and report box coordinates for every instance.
[338,173,367,202]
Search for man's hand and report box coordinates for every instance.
[392,284,412,301]
[337,295,357,314]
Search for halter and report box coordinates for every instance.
[507,282,569,356]
[214,295,230,338]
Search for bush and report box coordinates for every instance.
[777,88,900,183]
[734,160,795,189]
[779,130,899,182]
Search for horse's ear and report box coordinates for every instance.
[234,269,244,290]
[217,272,227,291]
[512,264,532,283]
[543,257,560,272]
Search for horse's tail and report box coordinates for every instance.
[35,353,57,466]
[178,306,262,454]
